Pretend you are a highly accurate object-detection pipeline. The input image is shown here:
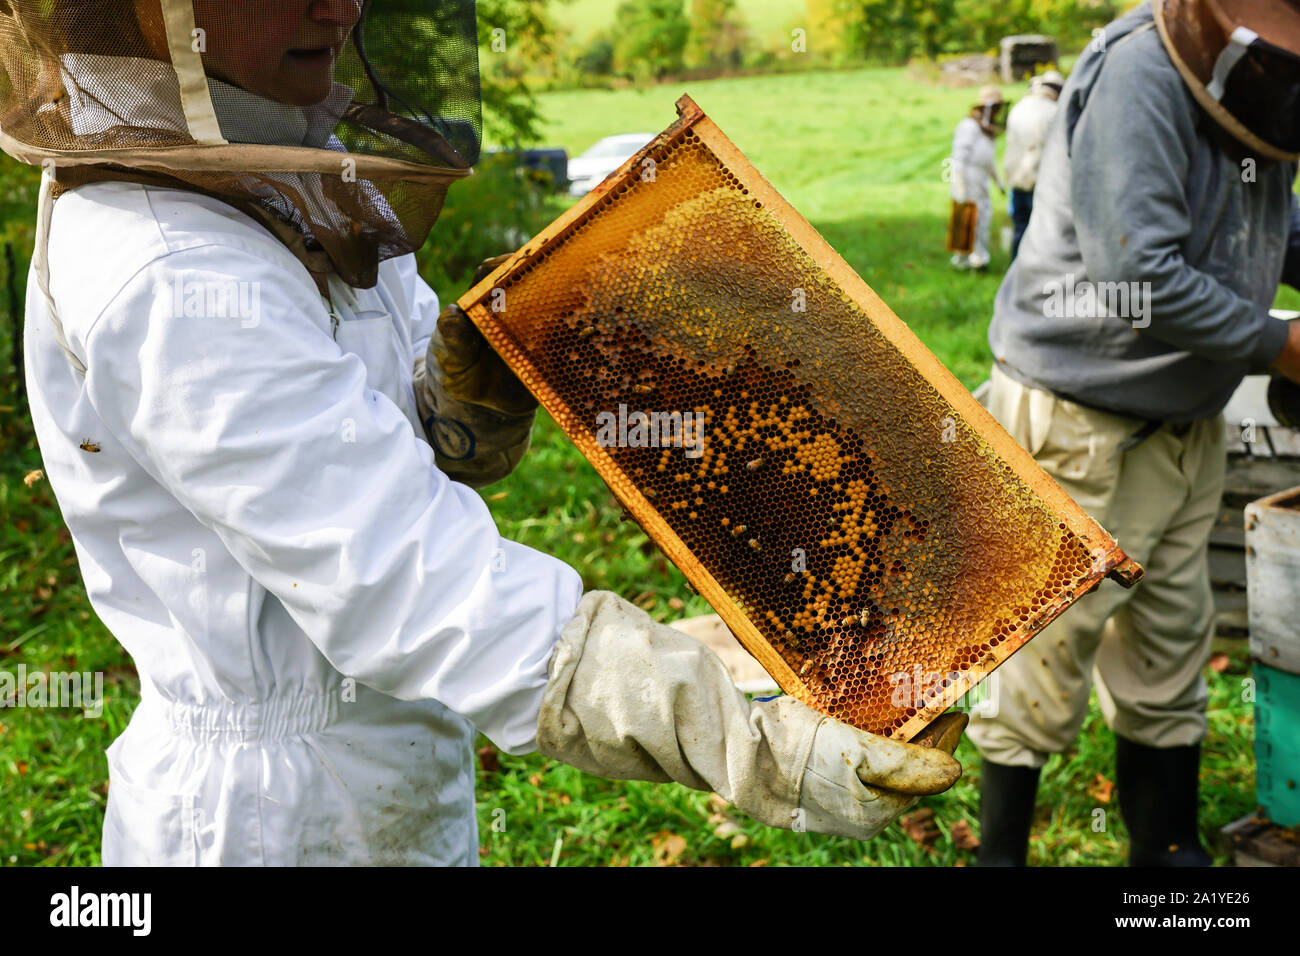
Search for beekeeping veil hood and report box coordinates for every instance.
[1155,0,1300,162]
[0,0,481,291]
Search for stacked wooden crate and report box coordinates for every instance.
[1222,483,1300,866]
[1213,375,1300,640]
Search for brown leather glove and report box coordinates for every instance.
[415,254,538,488]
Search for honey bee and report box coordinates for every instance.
[79,438,101,454]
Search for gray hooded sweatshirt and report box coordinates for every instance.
[988,3,1300,423]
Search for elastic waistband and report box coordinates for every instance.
[142,688,344,743]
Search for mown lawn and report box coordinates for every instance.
[1,65,1285,866]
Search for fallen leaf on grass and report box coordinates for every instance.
[668,597,684,611]
[23,469,44,488]
[477,744,499,774]
[706,801,751,849]
[487,491,509,501]
[650,831,687,866]
[1208,652,1230,673]
[950,818,979,851]
[1088,773,1114,804]
[900,807,939,850]
[16,761,28,777]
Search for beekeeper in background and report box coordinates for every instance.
[949,85,1008,271]
[972,0,1300,867]
[1002,70,1064,260]
[6,0,962,866]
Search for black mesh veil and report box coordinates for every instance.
[348,0,482,167]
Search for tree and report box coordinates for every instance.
[835,0,960,63]
[686,0,750,71]
[612,0,691,80]
[476,0,571,146]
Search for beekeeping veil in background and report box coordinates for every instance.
[1155,0,1300,162]
[0,0,481,291]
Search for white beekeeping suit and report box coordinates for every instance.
[6,0,964,866]
[29,60,584,866]
[1003,72,1064,193]
[949,86,1007,270]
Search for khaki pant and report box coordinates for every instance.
[966,365,1226,768]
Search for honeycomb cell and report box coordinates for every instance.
[459,95,1142,741]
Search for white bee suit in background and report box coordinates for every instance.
[949,116,1002,269]
[26,173,584,865]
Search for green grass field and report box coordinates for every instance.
[1,64,1285,867]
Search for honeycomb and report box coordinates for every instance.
[459,95,1143,741]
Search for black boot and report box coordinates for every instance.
[1114,735,1213,867]
[976,760,1041,866]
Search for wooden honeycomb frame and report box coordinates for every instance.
[459,94,1143,741]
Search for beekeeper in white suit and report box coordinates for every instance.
[949,86,1008,271]
[1002,70,1065,260]
[6,0,963,866]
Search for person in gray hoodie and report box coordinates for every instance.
[971,0,1300,867]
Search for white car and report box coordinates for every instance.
[567,133,656,197]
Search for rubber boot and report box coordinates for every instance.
[975,760,1041,866]
[1114,735,1213,867]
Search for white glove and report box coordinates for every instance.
[537,591,964,841]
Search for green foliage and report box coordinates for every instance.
[686,0,751,71]
[573,33,616,79]
[476,0,570,146]
[414,153,559,294]
[424,0,570,292]
[827,0,1119,65]
[950,0,1119,54]
[612,0,691,80]
[834,0,958,63]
